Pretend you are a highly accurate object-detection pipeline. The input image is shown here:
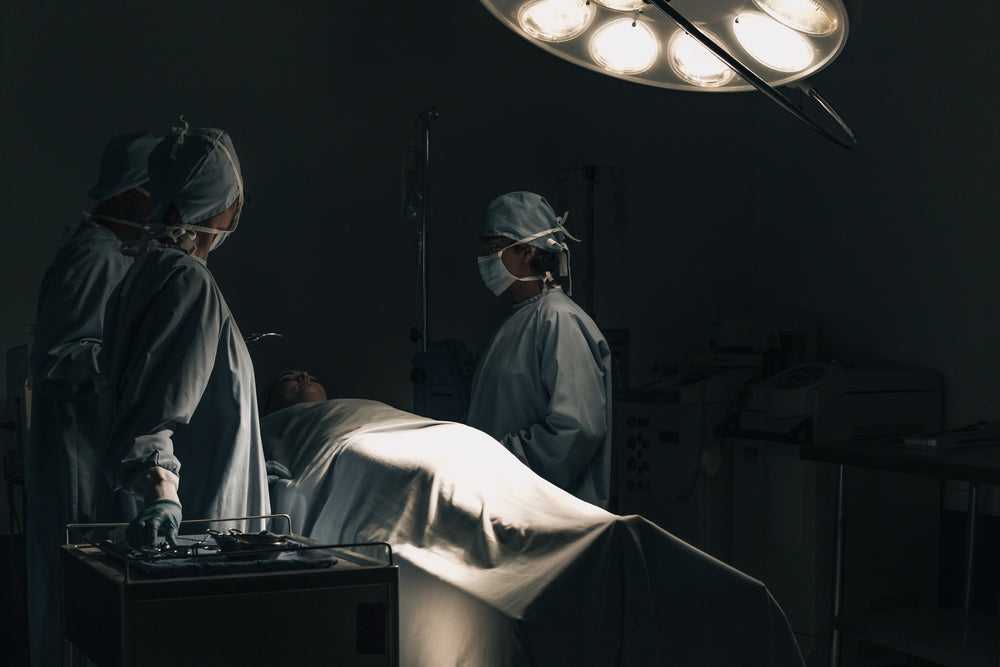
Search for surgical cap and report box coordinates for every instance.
[87,131,161,203]
[483,191,563,250]
[147,126,244,227]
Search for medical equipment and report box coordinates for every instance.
[62,516,399,666]
[727,362,942,666]
[688,316,819,374]
[614,366,754,562]
[410,339,476,422]
[402,107,438,353]
[403,108,469,421]
[555,165,627,318]
[243,331,283,343]
[206,528,289,559]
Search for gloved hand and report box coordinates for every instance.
[126,465,182,549]
[126,499,182,549]
[266,459,292,485]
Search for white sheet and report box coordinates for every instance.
[262,399,804,667]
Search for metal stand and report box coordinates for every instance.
[414,107,438,353]
[830,463,847,667]
[963,482,978,612]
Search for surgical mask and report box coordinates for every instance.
[477,216,580,296]
[477,246,548,297]
[209,230,231,252]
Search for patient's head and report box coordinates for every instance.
[263,370,328,415]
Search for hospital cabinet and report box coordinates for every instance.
[62,537,399,666]
[613,366,754,563]
[727,363,942,666]
[410,339,476,421]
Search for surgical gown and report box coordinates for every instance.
[467,288,612,508]
[26,218,133,667]
[99,244,269,530]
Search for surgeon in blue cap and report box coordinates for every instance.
[25,130,160,667]
[98,121,269,549]
[466,191,613,508]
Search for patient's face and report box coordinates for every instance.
[267,371,328,413]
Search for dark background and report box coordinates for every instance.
[8,1,996,427]
[2,2,998,663]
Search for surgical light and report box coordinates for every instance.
[668,30,736,88]
[478,0,859,148]
[753,0,839,36]
[517,0,595,42]
[589,19,659,75]
[733,12,815,72]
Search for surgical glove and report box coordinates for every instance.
[127,499,182,549]
[266,459,292,485]
[126,465,182,548]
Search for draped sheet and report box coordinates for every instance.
[262,399,804,667]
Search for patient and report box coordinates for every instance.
[257,370,805,667]
[261,370,327,415]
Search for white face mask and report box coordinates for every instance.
[476,217,579,297]
[477,245,548,297]
[209,230,231,252]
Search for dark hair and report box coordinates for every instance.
[530,249,564,288]
[162,203,184,226]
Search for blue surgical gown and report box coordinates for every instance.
[99,244,270,529]
[26,218,132,667]
[467,289,613,508]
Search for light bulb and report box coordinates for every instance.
[589,18,659,75]
[517,0,596,43]
[733,12,815,72]
[593,0,647,11]
[752,0,839,36]
[667,30,736,88]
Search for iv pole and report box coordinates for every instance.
[414,107,439,353]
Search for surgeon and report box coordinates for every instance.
[466,191,613,508]
[25,130,160,667]
[99,121,269,549]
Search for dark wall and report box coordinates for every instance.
[2,1,996,428]
[750,1,1000,426]
[0,1,757,411]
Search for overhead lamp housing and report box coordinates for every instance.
[481,0,852,92]
[479,0,860,146]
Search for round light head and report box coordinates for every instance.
[517,0,596,42]
[752,0,839,36]
[589,18,659,74]
[733,11,815,72]
[667,29,737,88]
